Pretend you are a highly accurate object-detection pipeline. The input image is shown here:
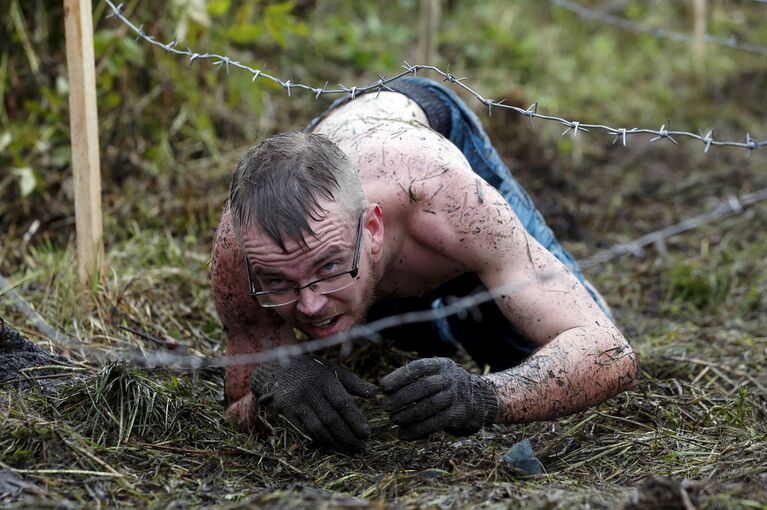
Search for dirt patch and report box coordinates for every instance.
[0,320,71,391]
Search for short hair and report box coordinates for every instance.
[229,132,367,251]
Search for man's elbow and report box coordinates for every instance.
[607,333,640,392]
[588,324,640,396]
[621,344,640,391]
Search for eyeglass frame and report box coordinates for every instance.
[245,213,365,307]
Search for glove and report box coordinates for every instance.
[381,357,498,440]
[251,356,376,453]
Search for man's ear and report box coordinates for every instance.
[365,203,384,260]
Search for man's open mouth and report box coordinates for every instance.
[307,315,339,329]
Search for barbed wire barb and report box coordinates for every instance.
[213,56,231,74]
[703,130,714,154]
[134,24,145,43]
[105,2,123,19]
[315,81,328,99]
[650,124,678,145]
[375,75,394,98]
[612,127,628,146]
[562,120,589,137]
[523,103,538,128]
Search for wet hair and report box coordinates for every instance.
[229,132,367,250]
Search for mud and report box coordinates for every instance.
[0,319,71,391]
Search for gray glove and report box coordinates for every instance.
[251,356,375,453]
[381,357,498,440]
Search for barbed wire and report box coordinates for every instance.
[102,0,766,153]
[0,276,81,349]
[549,0,767,56]
[579,187,767,266]
[3,184,766,370]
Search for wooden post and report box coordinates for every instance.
[64,0,103,290]
[692,0,707,66]
[418,0,441,65]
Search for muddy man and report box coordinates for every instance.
[212,78,639,453]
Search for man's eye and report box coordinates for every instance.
[320,262,339,274]
[266,279,289,289]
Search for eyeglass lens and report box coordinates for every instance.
[256,272,355,307]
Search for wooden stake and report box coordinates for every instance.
[64,0,103,290]
[418,0,441,66]
[692,0,707,66]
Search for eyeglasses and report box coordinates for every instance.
[246,214,364,307]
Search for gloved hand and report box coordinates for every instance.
[381,357,498,440]
[251,356,376,453]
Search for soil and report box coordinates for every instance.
[0,320,71,391]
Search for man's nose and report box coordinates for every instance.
[295,286,327,316]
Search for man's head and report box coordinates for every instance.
[229,131,367,250]
[229,132,383,338]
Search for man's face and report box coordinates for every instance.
[241,202,378,339]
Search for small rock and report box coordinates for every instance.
[502,438,543,476]
[0,469,30,502]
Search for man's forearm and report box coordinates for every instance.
[485,326,639,423]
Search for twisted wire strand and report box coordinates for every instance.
[3,185,766,369]
[103,0,766,153]
[549,0,767,56]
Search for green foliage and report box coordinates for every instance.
[0,0,313,238]
[662,234,766,314]
[666,260,733,310]
[711,386,754,428]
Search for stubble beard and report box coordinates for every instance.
[351,261,378,328]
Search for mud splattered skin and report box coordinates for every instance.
[212,92,638,427]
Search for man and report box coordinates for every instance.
[212,78,639,453]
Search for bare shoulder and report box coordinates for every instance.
[378,126,523,264]
[315,97,524,267]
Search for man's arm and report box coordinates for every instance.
[211,208,296,429]
[402,136,638,424]
[466,192,639,423]
[485,322,637,423]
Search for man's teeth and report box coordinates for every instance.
[312,317,334,327]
